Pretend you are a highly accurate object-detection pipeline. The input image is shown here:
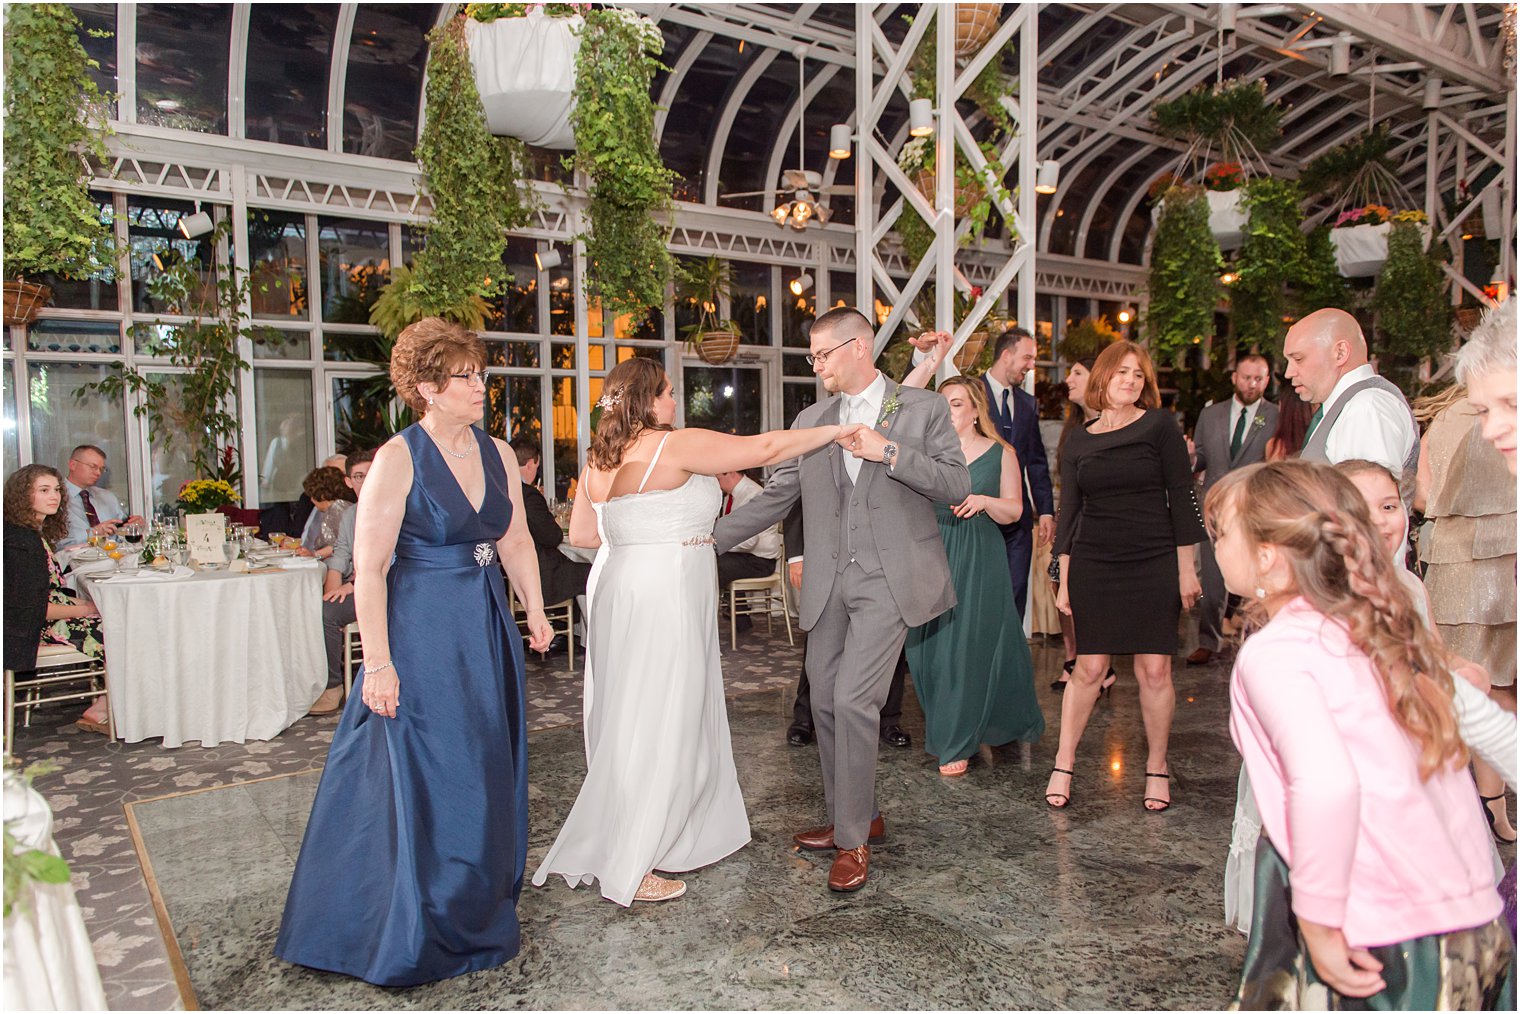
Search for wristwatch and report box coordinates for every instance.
[881,442,899,471]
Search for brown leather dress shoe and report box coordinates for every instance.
[1185,647,1214,666]
[828,845,870,892]
[792,813,886,851]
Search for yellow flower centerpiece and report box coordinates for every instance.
[177,478,241,514]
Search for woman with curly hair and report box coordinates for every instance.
[277,317,551,986]
[3,464,109,734]
[1207,460,1512,1009]
[294,465,356,560]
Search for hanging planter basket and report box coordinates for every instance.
[1153,189,1247,251]
[1330,222,1432,278]
[2,280,51,326]
[953,331,989,371]
[914,171,981,218]
[694,330,741,365]
[954,4,1003,58]
[463,12,580,149]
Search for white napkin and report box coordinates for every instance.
[277,556,323,569]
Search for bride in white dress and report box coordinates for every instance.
[532,359,861,906]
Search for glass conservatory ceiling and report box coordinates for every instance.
[67,2,1512,266]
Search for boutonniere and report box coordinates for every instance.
[877,394,902,429]
[1251,414,1267,430]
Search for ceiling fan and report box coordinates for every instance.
[719,46,851,229]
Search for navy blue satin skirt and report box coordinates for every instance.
[275,549,528,987]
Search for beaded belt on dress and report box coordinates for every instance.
[682,535,715,547]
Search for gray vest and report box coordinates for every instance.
[1301,374,1419,498]
[835,468,884,575]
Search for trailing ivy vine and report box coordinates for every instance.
[1233,178,1306,350]
[572,9,674,326]
[1145,186,1223,357]
[2,3,115,281]
[1373,221,1451,360]
[404,16,532,325]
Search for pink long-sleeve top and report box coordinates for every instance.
[1229,597,1500,948]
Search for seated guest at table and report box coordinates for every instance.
[314,449,375,717]
[4,465,109,734]
[296,466,356,560]
[59,444,143,550]
[509,437,590,611]
[715,469,781,631]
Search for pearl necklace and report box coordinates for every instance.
[424,426,476,459]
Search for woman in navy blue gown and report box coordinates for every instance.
[275,318,551,986]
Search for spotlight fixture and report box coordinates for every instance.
[1117,309,1133,324]
[1035,160,1061,195]
[908,98,934,137]
[789,273,814,296]
[1218,2,1237,32]
[1220,270,1239,286]
[1328,34,1351,77]
[178,210,214,239]
[535,248,562,271]
[829,124,852,160]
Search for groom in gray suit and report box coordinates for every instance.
[1188,353,1277,665]
[715,307,969,893]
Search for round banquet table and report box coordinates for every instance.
[82,565,325,747]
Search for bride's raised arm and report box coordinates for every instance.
[662,422,865,477]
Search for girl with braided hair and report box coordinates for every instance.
[1206,459,1513,1009]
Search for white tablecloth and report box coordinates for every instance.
[2,772,108,1010]
[84,567,325,747]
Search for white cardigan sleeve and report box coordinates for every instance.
[1452,677,1517,791]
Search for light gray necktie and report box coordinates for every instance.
[843,394,865,483]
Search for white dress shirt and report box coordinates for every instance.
[61,479,125,549]
[724,475,781,560]
[1228,397,1261,441]
[1320,364,1418,478]
[839,371,887,484]
[983,371,1014,422]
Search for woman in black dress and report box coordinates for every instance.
[1045,341,1204,811]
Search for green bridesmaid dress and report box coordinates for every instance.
[906,444,1044,765]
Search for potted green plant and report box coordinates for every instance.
[1060,315,1120,361]
[1372,220,1451,361]
[1151,81,1283,251]
[2,4,116,325]
[1303,127,1429,278]
[1146,184,1224,357]
[82,217,278,490]
[1231,177,1307,350]
[677,257,742,365]
[461,3,587,148]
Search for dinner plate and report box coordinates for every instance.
[72,548,107,562]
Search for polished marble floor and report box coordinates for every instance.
[131,657,1253,1010]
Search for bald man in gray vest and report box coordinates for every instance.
[1284,308,1418,497]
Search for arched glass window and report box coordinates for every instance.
[342,4,440,161]
[245,5,341,149]
[135,3,231,134]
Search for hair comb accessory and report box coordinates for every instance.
[596,390,623,411]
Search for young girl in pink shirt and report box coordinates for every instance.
[1206,459,1512,1009]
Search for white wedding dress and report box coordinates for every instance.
[532,438,751,906]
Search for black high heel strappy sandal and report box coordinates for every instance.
[1143,771,1171,812]
[1480,793,1518,844]
[1050,659,1075,692]
[1046,767,1074,809]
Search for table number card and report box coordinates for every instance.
[185,513,227,565]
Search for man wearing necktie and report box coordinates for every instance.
[979,328,1054,618]
[60,444,143,549]
[713,470,781,605]
[1186,354,1277,665]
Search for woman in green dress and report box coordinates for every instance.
[902,369,1045,776]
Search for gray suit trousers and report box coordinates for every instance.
[804,562,908,850]
[1197,536,1227,652]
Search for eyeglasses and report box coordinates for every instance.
[805,336,859,367]
[448,370,489,387]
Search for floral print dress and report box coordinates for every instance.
[43,543,103,658]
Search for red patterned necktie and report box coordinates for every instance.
[79,488,101,528]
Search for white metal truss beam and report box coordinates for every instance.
[1303,3,1509,95]
[632,3,855,67]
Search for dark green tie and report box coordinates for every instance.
[1305,404,1324,440]
[1230,408,1249,459]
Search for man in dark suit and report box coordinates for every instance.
[510,437,591,612]
[1187,353,1277,665]
[980,327,1054,617]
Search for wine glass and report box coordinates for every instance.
[121,522,144,550]
[224,540,241,567]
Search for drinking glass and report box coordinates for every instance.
[121,523,144,549]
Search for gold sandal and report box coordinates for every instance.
[633,873,686,903]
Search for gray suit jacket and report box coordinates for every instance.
[714,378,970,630]
[1193,398,1278,495]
